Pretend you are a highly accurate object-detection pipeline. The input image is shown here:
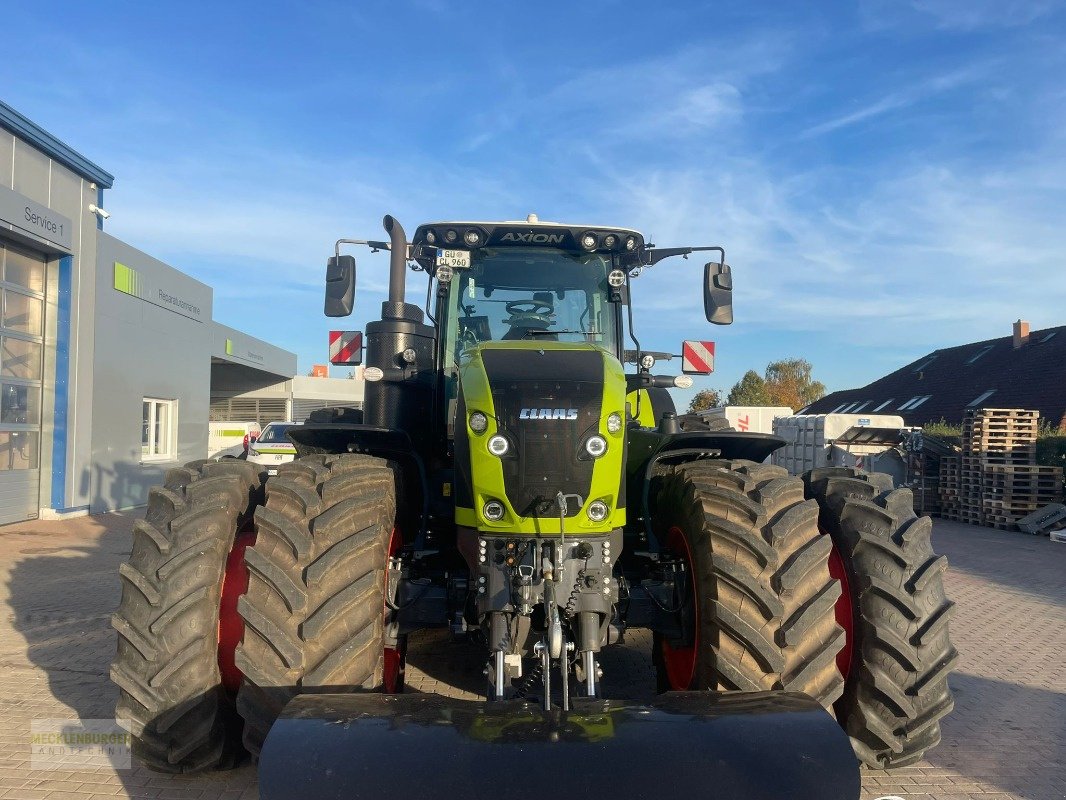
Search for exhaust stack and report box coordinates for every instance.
[383,214,408,306]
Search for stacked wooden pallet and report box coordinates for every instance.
[956,409,1064,530]
[938,455,960,521]
[983,464,1064,529]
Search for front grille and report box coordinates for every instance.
[482,349,603,518]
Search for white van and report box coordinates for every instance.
[208,421,261,459]
[248,421,298,475]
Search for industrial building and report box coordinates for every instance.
[0,101,360,523]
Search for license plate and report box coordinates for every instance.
[436,249,471,268]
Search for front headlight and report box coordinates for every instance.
[587,500,609,522]
[488,435,510,456]
[469,411,488,434]
[585,435,608,458]
[606,412,623,433]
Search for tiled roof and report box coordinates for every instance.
[805,324,1066,428]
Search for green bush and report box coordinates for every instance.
[1036,435,1066,468]
[923,419,962,446]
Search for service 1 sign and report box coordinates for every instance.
[0,184,73,250]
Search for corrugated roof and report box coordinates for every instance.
[806,324,1066,428]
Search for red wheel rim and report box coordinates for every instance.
[660,525,698,690]
[826,539,854,680]
[218,525,255,694]
[383,527,404,693]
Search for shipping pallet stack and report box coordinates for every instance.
[958,408,1064,531]
[938,455,961,521]
[983,464,1064,530]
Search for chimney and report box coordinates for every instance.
[1013,319,1030,349]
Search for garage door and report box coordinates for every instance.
[0,243,45,524]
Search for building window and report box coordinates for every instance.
[966,345,994,364]
[851,401,872,413]
[872,399,894,412]
[142,398,177,460]
[0,243,45,472]
[967,389,996,408]
[899,395,932,411]
[912,356,937,373]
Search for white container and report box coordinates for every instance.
[771,414,906,476]
[697,406,794,434]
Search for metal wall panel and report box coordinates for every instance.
[88,233,213,512]
[0,468,37,524]
[11,140,50,205]
[0,133,13,188]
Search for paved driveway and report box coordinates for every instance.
[0,514,1061,800]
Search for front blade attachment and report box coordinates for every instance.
[258,691,860,800]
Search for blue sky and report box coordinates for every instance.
[3,0,1065,406]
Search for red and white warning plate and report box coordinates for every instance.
[681,340,715,374]
[329,331,363,365]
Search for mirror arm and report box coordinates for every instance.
[642,245,726,267]
[334,238,393,257]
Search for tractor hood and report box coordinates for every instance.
[453,342,627,534]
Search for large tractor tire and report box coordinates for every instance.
[805,467,957,769]
[234,454,398,757]
[651,459,845,707]
[111,459,264,772]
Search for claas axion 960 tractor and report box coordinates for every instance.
[112,214,956,800]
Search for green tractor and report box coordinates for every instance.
[112,215,956,799]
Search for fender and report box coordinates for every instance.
[288,423,428,541]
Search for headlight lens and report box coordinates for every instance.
[483,500,505,521]
[587,501,609,522]
[625,235,637,251]
[585,435,607,458]
[606,412,623,433]
[469,411,488,434]
[488,435,510,456]
[464,229,481,246]
[581,232,598,250]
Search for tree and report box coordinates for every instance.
[687,388,722,413]
[764,358,826,409]
[727,370,771,406]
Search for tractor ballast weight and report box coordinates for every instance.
[259,693,859,800]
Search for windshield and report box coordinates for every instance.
[444,247,619,362]
[258,423,296,444]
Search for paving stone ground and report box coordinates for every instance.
[0,512,1062,800]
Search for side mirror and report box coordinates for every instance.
[704,262,733,325]
[325,255,356,317]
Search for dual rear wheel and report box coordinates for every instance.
[111,454,400,771]
[652,461,956,769]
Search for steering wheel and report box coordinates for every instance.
[505,299,554,316]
